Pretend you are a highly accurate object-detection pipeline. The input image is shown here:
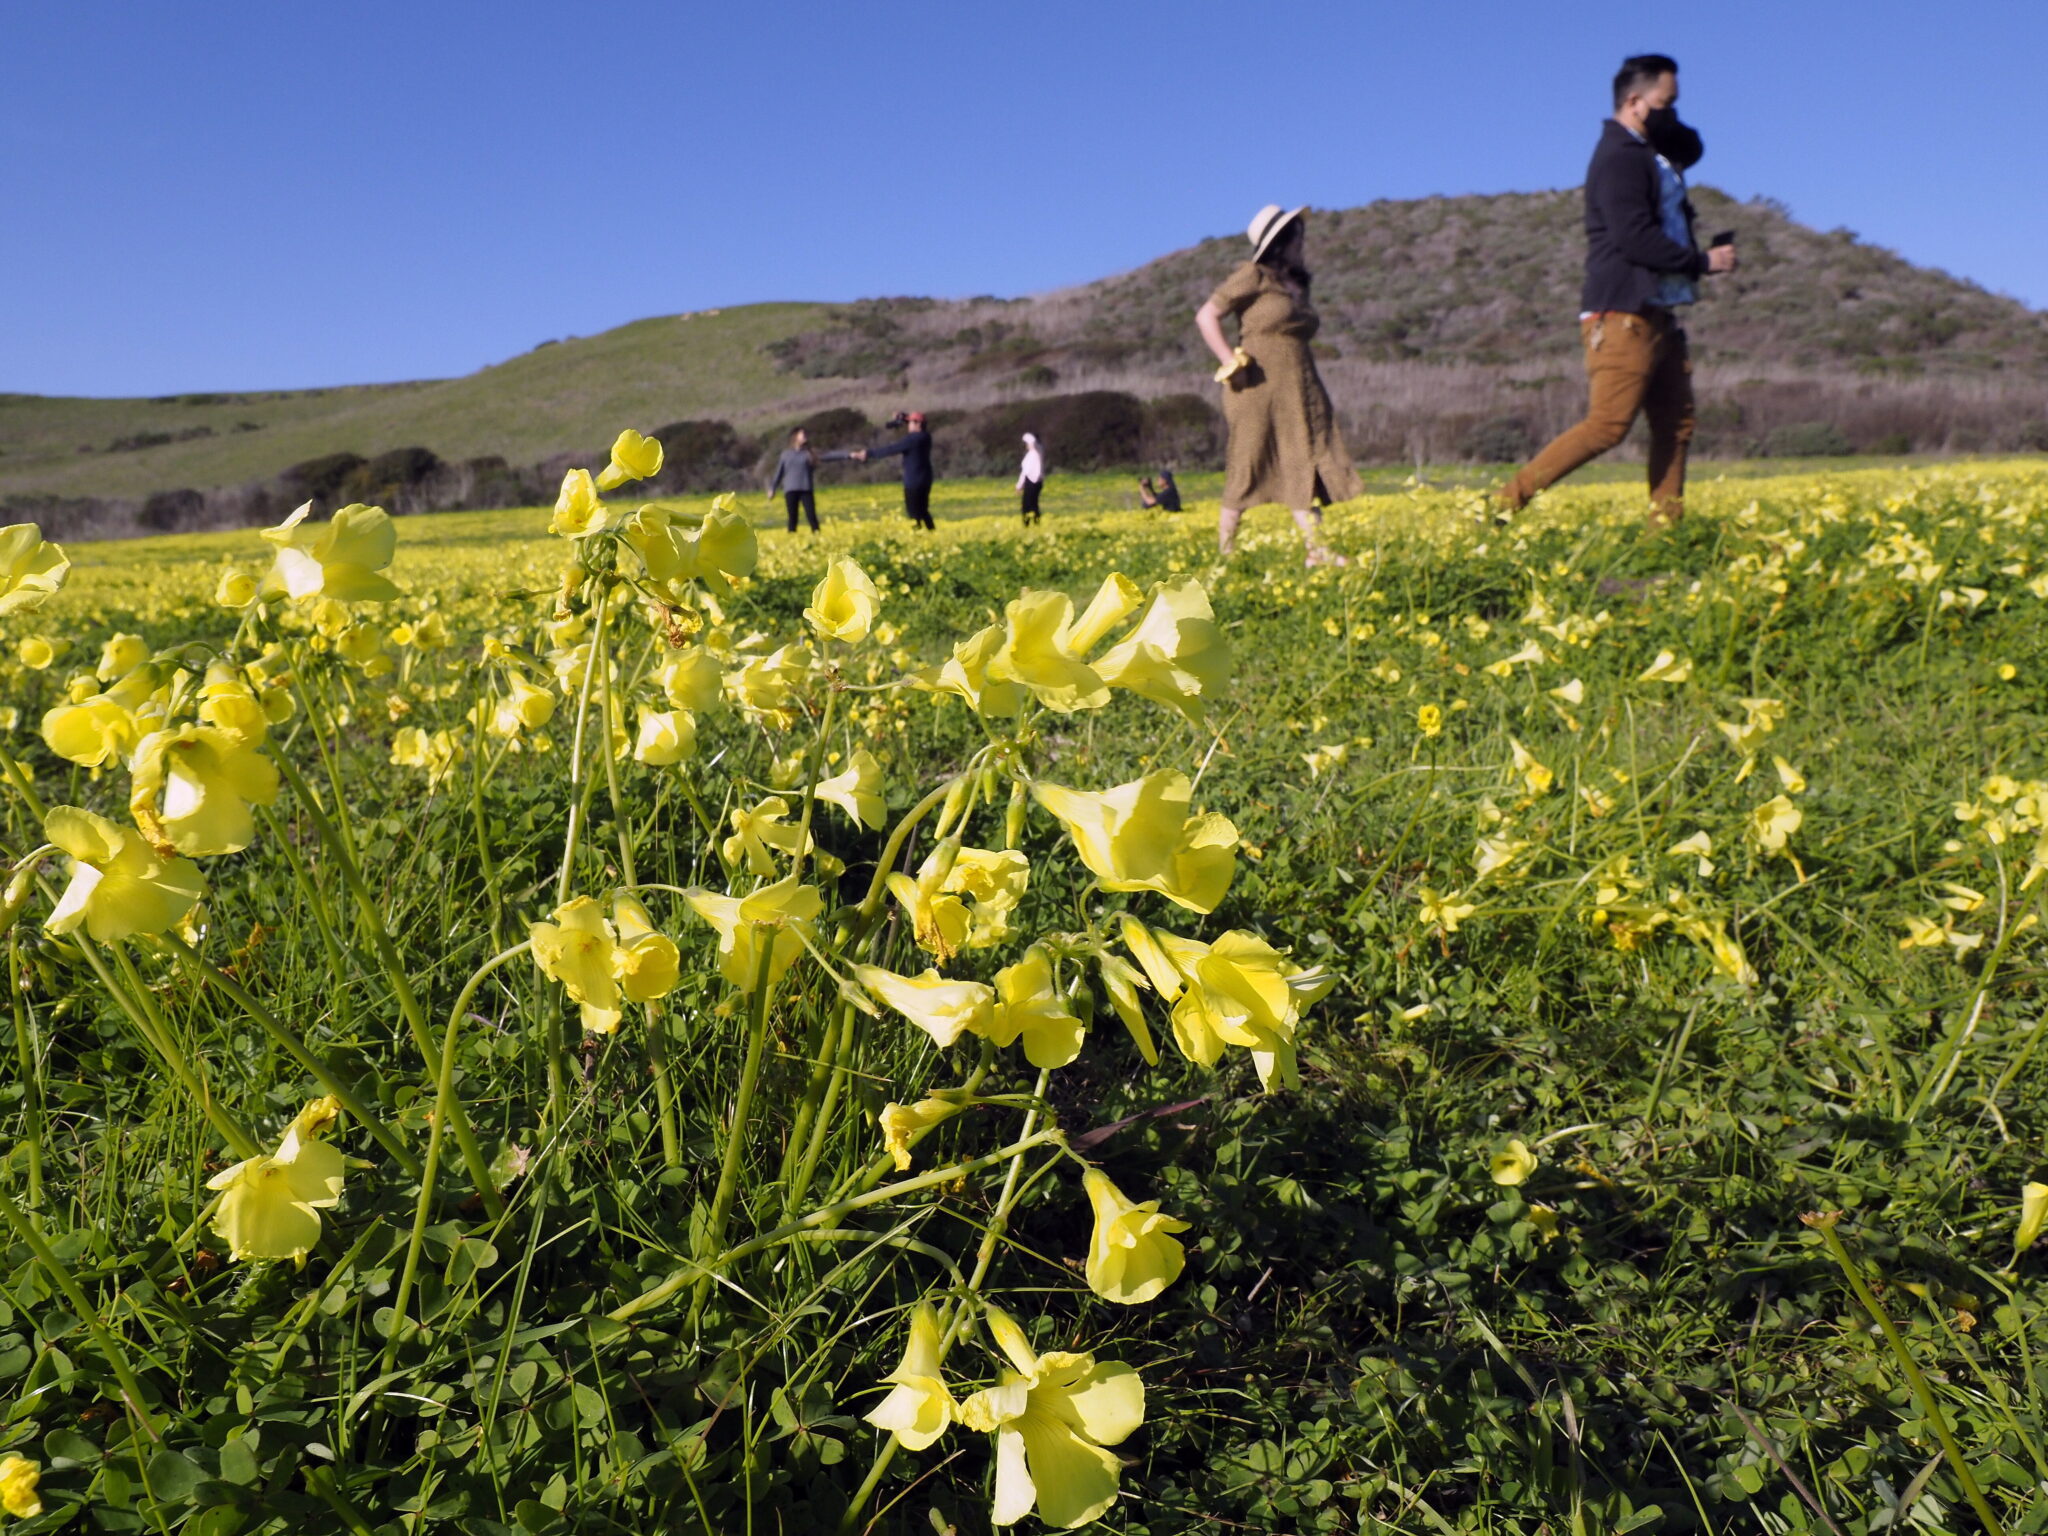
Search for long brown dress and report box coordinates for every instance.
[1209,260,1362,510]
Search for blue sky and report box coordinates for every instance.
[4,0,2041,397]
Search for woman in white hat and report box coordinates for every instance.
[1017,431,1045,526]
[1194,205,1359,565]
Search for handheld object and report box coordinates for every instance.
[1709,230,1736,249]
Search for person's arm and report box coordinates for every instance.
[1588,150,1706,276]
[1194,301,1238,369]
[865,436,911,462]
[767,454,785,497]
[815,448,852,462]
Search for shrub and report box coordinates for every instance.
[1871,431,1913,455]
[138,487,204,531]
[1139,394,1224,469]
[1763,421,1854,457]
[1458,415,1534,463]
[963,391,1147,475]
[282,451,367,504]
[651,420,758,493]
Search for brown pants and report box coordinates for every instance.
[1502,310,1694,524]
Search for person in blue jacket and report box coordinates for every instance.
[853,411,936,530]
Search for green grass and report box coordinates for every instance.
[5,460,2048,1533]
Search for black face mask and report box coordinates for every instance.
[1643,106,1704,170]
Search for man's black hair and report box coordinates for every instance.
[1613,53,1678,109]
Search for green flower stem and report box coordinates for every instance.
[383,940,531,1373]
[591,595,679,1169]
[255,803,358,1038]
[270,751,503,1218]
[1808,1213,2007,1536]
[691,933,781,1322]
[779,996,851,1209]
[1915,857,2028,1116]
[0,741,49,821]
[466,704,506,952]
[0,1186,162,1442]
[608,1125,1065,1325]
[555,582,612,906]
[7,934,44,1206]
[163,934,421,1179]
[841,775,968,945]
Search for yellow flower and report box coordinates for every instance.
[491,676,558,737]
[2017,1182,2048,1257]
[1166,929,1332,1090]
[40,666,158,768]
[260,502,400,601]
[44,805,206,942]
[128,724,281,857]
[910,623,1026,718]
[815,747,886,829]
[864,1302,960,1451]
[1490,1139,1537,1186]
[1416,703,1443,738]
[985,947,1085,1068]
[725,643,812,721]
[1527,1205,1562,1244]
[854,964,994,1049]
[1419,888,1477,933]
[1091,578,1232,724]
[1716,697,1785,754]
[1484,639,1549,678]
[550,468,607,537]
[1507,737,1554,795]
[633,708,696,765]
[657,648,724,711]
[1772,755,1806,794]
[0,523,70,615]
[613,894,680,1004]
[98,632,149,679]
[1669,830,1715,877]
[804,558,882,643]
[1637,649,1693,682]
[878,1096,961,1171]
[722,795,811,876]
[1549,677,1585,705]
[1472,835,1529,882]
[215,568,259,609]
[959,1307,1145,1529]
[205,1096,346,1264]
[683,876,821,991]
[1998,662,2019,682]
[1747,794,1802,856]
[595,427,664,492]
[632,495,758,585]
[0,1453,40,1518]
[530,895,626,1033]
[390,726,463,788]
[16,635,57,670]
[1082,1167,1190,1305]
[987,589,1112,713]
[1033,770,1238,913]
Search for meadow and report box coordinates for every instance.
[3,451,2048,1535]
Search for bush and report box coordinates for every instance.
[138,487,204,531]
[650,420,759,493]
[788,407,872,448]
[1139,394,1224,470]
[343,446,444,508]
[282,451,367,505]
[1458,415,1534,463]
[1763,421,1854,457]
[2016,420,2048,453]
[962,391,1147,476]
[1871,431,1913,455]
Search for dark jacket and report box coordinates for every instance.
[866,430,933,489]
[1581,118,1704,315]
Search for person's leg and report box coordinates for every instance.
[784,491,801,533]
[906,484,934,529]
[1289,507,1348,566]
[1217,506,1243,554]
[1500,315,1660,510]
[801,489,819,531]
[1640,327,1694,528]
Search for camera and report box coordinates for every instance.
[884,411,911,430]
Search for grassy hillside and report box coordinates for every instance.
[6,188,2045,518]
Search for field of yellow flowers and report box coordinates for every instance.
[3,450,2048,1535]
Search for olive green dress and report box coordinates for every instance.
[1209,260,1362,510]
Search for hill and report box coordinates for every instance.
[5,188,2045,537]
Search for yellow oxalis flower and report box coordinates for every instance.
[44,806,206,942]
[1669,830,1715,877]
[1091,578,1232,724]
[1637,649,1693,682]
[725,643,812,722]
[879,1095,961,1171]
[683,875,821,991]
[128,725,280,857]
[959,1307,1146,1529]
[1772,755,1806,794]
[864,1302,960,1451]
[550,468,607,537]
[98,633,149,680]
[633,708,696,765]
[16,635,57,670]
[1033,770,1238,914]
[630,496,759,586]
[1747,794,1802,856]
[595,428,664,492]
[40,666,159,769]
[1164,929,1333,1090]
[855,965,995,1049]
[531,895,626,1033]
[723,795,812,876]
[613,894,680,1004]
[491,676,557,737]
[0,1453,41,1518]
[1082,1167,1190,1305]
[2016,1181,2048,1258]
[657,648,724,711]
[1416,703,1443,738]
[390,726,463,788]
[815,747,886,829]
[1420,887,1478,933]
[911,623,1026,718]
[888,842,1030,958]
[1508,737,1554,796]
[260,502,400,601]
[986,588,1113,713]
[206,1096,346,1264]
[0,523,70,615]
[985,946,1084,1068]
[1490,1139,1538,1186]
[804,558,882,643]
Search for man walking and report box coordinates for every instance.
[1498,53,1736,528]
[854,411,937,530]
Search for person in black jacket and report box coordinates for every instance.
[853,411,936,529]
[1499,54,1737,528]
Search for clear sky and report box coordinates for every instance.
[4,0,2041,398]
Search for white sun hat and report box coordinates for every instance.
[1247,203,1307,260]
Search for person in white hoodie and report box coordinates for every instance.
[1016,432,1045,526]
